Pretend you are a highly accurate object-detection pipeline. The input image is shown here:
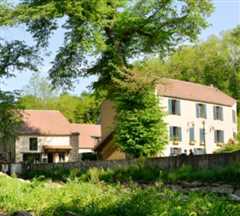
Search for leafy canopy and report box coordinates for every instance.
[0,38,39,143]
[135,26,240,111]
[2,0,213,89]
[1,0,213,157]
[19,73,105,123]
[113,77,168,157]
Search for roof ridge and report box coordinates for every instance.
[71,123,101,126]
[157,78,235,106]
[23,109,61,112]
[163,78,219,90]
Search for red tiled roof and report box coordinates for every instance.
[157,79,236,106]
[19,110,72,135]
[71,124,101,149]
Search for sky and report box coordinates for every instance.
[0,0,240,95]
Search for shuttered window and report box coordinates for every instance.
[214,130,224,143]
[189,127,195,143]
[213,106,223,121]
[196,103,207,118]
[199,128,205,145]
[232,110,236,123]
[168,99,181,115]
[169,126,182,141]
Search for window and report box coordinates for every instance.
[29,137,38,151]
[199,128,206,145]
[232,110,236,123]
[168,99,181,115]
[214,130,224,144]
[193,148,206,155]
[213,106,223,120]
[196,103,207,118]
[169,126,182,143]
[233,132,237,139]
[170,147,182,156]
[23,153,41,163]
[189,127,195,145]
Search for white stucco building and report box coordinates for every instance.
[96,79,238,160]
[157,79,238,156]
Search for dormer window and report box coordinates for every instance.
[213,106,223,121]
[196,103,207,118]
[168,99,181,115]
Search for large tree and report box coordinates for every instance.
[114,78,168,157]
[0,39,38,148]
[2,0,213,157]
[2,0,213,89]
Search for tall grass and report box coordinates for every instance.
[0,174,240,216]
[26,162,240,185]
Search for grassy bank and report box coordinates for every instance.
[0,174,240,216]
[25,162,240,185]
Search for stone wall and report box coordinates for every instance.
[69,133,80,162]
[26,151,240,173]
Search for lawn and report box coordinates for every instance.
[0,171,240,216]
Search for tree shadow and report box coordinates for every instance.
[39,188,170,216]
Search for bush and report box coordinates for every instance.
[0,174,240,216]
[215,143,240,153]
[162,163,240,184]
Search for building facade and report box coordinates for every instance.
[160,96,237,156]
[96,79,238,159]
[9,110,101,163]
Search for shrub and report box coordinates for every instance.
[0,175,240,216]
[215,143,240,153]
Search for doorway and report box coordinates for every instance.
[48,153,53,163]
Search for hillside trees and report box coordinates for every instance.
[136,26,240,143]
[2,0,213,157]
[136,26,240,109]
[19,73,104,123]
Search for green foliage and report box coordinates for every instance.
[0,39,39,145]
[114,82,168,157]
[0,39,39,77]
[19,92,104,123]
[26,162,240,186]
[164,164,240,185]
[18,74,105,123]
[215,144,240,154]
[1,0,213,158]
[0,91,22,144]
[2,0,213,89]
[83,163,240,185]
[136,26,240,113]
[1,172,240,216]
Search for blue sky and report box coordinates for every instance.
[0,0,240,95]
